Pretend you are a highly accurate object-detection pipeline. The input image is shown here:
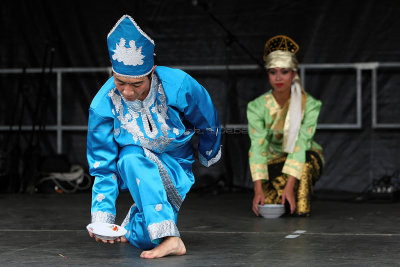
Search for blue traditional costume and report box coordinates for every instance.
[87,15,221,249]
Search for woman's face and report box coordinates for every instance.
[113,67,156,101]
[267,68,296,93]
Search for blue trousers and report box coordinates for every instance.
[117,145,194,250]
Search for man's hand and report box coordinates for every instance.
[88,231,126,244]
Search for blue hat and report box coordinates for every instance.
[107,15,155,78]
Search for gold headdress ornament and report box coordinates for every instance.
[263,35,299,60]
[263,35,300,71]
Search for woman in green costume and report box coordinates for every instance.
[247,35,324,217]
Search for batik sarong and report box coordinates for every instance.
[262,150,323,216]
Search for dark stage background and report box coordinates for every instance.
[1,0,400,195]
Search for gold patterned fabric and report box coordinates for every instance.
[262,151,323,216]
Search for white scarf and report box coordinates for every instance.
[283,78,302,153]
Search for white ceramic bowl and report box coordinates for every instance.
[258,204,285,218]
[86,222,127,240]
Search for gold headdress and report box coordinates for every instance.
[263,35,299,60]
[263,35,299,71]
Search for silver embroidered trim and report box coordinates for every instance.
[198,145,222,167]
[91,211,116,224]
[109,88,142,143]
[112,67,153,79]
[143,136,173,152]
[108,74,175,152]
[143,148,183,211]
[112,38,144,67]
[148,220,180,241]
[121,204,135,228]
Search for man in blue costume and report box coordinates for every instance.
[87,15,222,258]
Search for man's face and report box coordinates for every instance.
[113,67,155,101]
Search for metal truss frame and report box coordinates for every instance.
[1,62,399,153]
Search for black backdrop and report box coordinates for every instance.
[1,0,400,194]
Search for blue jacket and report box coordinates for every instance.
[87,66,222,220]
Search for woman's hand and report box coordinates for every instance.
[252,180,265,216]
[281,175,297,214]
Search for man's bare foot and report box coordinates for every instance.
[140,236,186,259]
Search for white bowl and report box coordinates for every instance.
[87,222,127,240]
[258,204,285,218]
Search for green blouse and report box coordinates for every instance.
[247,90,323,181]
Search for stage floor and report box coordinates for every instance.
[0,190,399,266]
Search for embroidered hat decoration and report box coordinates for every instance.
[107,15,155,78]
